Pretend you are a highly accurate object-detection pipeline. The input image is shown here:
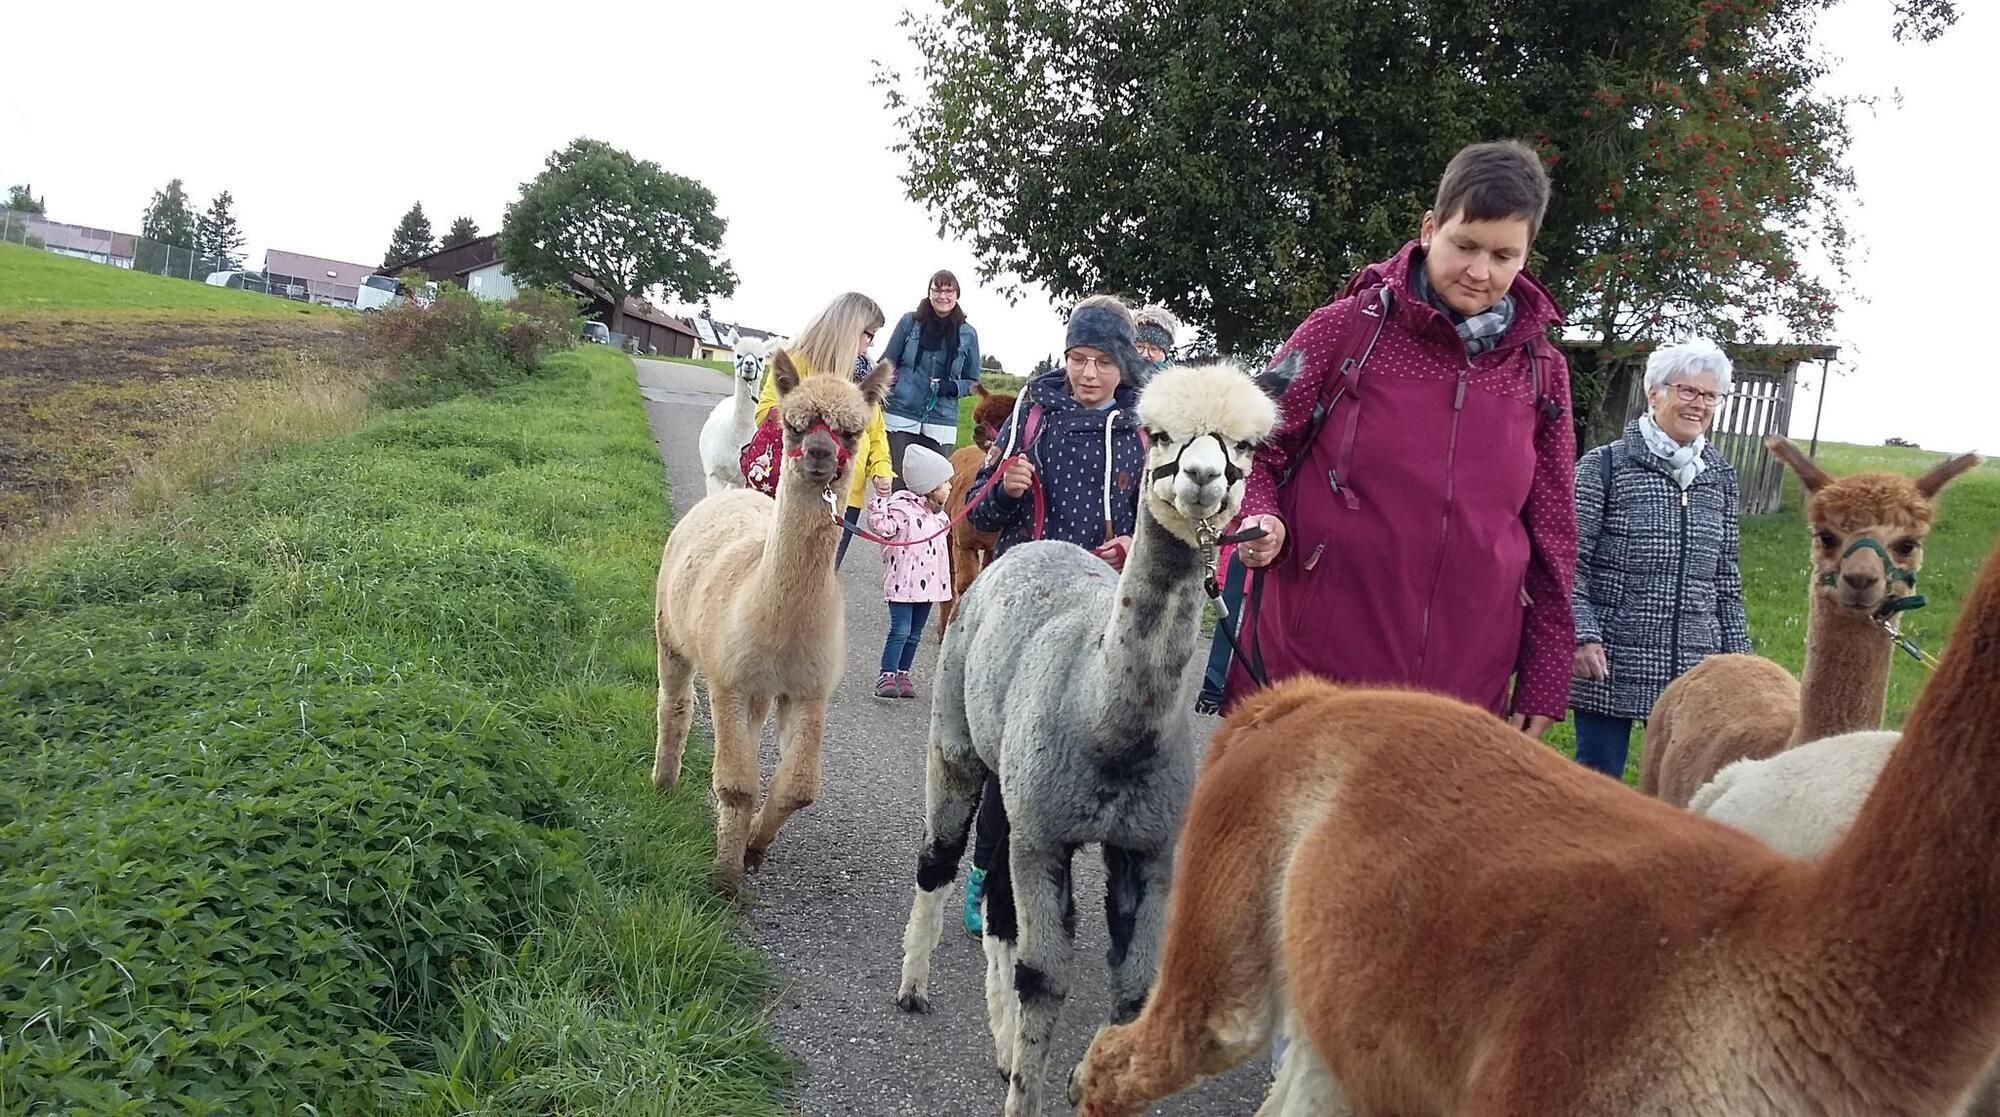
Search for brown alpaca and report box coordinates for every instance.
[1070,529,2000,1116]
[652,349,893,896]
[1639,436,1979,806]
[934,384,1016,641]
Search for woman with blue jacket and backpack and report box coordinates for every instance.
[881,270,982,483]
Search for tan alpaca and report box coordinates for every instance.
[1070,529,2000,1117]
[653,349,893,896]
[1639,436,1979,805]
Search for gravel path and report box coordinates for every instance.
[634,356,1269,1115]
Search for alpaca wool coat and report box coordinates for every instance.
[867,489,954,603]
[1569,421,1752,720]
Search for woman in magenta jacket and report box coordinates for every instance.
[1227,140,1579,738]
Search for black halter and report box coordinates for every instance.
[1148,432,1246,487]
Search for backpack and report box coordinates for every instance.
[739,409,784,496]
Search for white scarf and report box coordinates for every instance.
[1639,412,1706,490]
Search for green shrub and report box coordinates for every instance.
[363,285,579,408]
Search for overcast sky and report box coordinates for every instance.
[3,1,1986,453]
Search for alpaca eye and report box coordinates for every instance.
[1235,440,1255,454]
[1814,531,1839,549]
[1146,428,1171,444]
[1893,539,1919,557]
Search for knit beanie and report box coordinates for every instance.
[901,443,954,495]
[1134,304,1180,358]
[1064,301,1148,385]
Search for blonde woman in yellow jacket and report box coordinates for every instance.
[754,291,894,568]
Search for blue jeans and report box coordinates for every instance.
[1573,710,1636,781]
[881,601,933,673]
[1197,559,1248,710]
[835,505,860,569]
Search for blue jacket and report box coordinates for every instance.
[970,370,1145,557]
[882,310,981,427]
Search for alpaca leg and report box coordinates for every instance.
[652,635,696,792]
[1004,840,1077,1117]
[1103,843,1173,1024]
[893,746,987,1013]
[706,684,759,897]
[1255,1022,1351,1117]
[747,695,823,869]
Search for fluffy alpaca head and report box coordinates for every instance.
[969,383,1016,450]
[731,336,771,386]
[1766,436,1981,617]
[1135,360,1280,538]
[769,348,893,492]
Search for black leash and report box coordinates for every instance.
[1201,523,1271,690]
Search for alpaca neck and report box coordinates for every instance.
[729,377,759,434]
[1803,589,2000,1101]
[1092,499,1206,753]
[1792,595,1893,744]
[748,476,842,618]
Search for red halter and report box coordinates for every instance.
[785,421,853,470]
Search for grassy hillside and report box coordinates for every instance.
[0,241,332,317]
[0,346,786,1114]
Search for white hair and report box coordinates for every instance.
[1644,338,1734,397]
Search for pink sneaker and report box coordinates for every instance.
[873,671,899,699]
[896,671,916,699]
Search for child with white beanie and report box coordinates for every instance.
[865,443,957,699]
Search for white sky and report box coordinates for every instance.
[2,1,1986,454]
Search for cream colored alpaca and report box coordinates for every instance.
[653,348,892,896]
[1070,529,2000,1117]
[1639,436,1979,805]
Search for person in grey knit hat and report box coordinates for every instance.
[1134,303,1181,375]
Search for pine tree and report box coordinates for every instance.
[443,216,480,248]
[383,202,435,268]
[195,190,246,274]
[5,184,44,214]
[137,178,198,275]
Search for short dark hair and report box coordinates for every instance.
[928,269,960,294]
[1433,140,1551,242]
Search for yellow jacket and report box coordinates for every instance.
[754,352,892,509]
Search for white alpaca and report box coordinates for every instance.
[1690,731,2000,1116]
[698,337,776,495]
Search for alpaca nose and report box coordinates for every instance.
[1842,570,1880,593]
[1180,460,1221,487]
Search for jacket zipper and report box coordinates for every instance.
[1671,484,1689,677]
[1416,358,1471,678]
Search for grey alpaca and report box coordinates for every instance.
[893,359,1282,1117]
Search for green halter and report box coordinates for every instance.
[1816,535,1926,616]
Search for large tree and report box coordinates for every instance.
[6,184,44,214]
[499,137,736,331]
[383,202,435,268]
[137,178,198,275]
[195,189,245,274]
[444,215,480,248]
[878,0,1957,421]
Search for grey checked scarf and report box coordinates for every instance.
[1412,261,1516,356]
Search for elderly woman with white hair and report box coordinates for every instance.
[1568,338,1752,781]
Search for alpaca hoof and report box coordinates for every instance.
[743,844,768,873]
[712,864,745,900]
[895,990,931,1014]
[651,765,679,792]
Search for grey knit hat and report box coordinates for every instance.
[1134,304,1180,358]
[1064,300,1148,385]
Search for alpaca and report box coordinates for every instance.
[934,383,1018,641]
[696,336,777,495]
[1691,732,2000,1116]
[1069,527,2000,1117]
[1639,437,1979,805]
[654,348,893,896]
[893,360,1279,1117]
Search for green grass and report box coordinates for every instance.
[0,241,332,317]
[1550,440,2000,783]
[0,347,786,1115]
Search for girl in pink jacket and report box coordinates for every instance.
[868,443,955,699]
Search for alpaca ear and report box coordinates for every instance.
[1764,435,1833,493]
[859,358,895,408]
[771,348,801,396]
[1916,451,1982,498]
[1255,349,1305,402]
[975,382,990,399]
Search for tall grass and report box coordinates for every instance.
[0,347,788,1114]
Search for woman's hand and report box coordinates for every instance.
[1092,536,1132,572]
[1508,714,1555,739]
[1572,643,1609,681]
[1236,515,1287,567]
[1001,457,1036,498]
[872,475,892,496]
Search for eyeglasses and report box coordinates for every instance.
[1066,352,1119,373]
[930,286,958,297]
[1670,384,1721,407]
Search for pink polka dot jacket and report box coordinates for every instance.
[866,489,955,604]
[1226,239,1579,721]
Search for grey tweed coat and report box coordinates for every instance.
[1569,420,1752,720]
